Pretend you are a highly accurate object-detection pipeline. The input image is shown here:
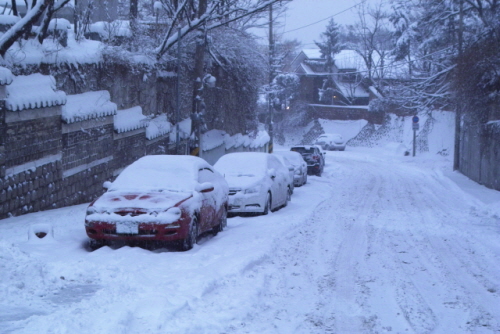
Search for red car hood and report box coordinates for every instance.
[91,190,191,212]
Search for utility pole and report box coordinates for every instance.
[453,0,464,171]
[268,4,274,153]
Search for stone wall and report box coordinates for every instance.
[309,104,385,124]
[1,102,64,217]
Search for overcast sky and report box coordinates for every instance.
[248,0,386,49]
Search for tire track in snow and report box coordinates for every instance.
[405,172,500,332]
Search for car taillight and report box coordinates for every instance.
[312,155,319,160]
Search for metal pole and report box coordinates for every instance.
[175,27,181,154]
[413,129,416,157]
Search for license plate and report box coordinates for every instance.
[116,222,138,234]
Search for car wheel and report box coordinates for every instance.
[213,207,227,236]
[262,193,272,215]
[283,187,292,207]
[88,239,107,251]
[181,216,198,251]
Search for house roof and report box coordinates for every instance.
[302,48,323,60]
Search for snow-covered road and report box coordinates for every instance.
[1,147,499,334]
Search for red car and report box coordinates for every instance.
[85,155,229,251]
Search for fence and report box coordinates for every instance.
[459,121,500,191]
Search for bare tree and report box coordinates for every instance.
[0,0,70,57]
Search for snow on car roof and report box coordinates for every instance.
[274,151,304,164]
[110,155,211,192]
[214,152,268,175]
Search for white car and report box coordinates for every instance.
[273,150,307,186]
[314,133,346,151]
[214,152,292,215]
[273,153,295,194]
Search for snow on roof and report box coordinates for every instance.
[334,50,366,70]
[302,49,323,60]
[336,82,370,98]
[0,14,20,26]
[114,106,148,133]
[5,73,66,111]
[0,66,13,85]
[202,129,225,151]
[62,90,117,124]
[48,18,71,31]
[146,114,171,140]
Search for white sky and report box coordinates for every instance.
[278,0,365,47]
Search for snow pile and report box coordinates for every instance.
[0,14,20,26]
[62,90,117,124]
[1,27,103,66]
[114,106,148,133]
[48,18,71,31]
[146,114,171,140]
[0,66,13,85]
[89,20,132,40]
[4,73,66,111]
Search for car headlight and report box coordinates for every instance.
[86,207,97,215]
[294,169,301,175]
[244,186,260,194]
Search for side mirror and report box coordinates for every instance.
[197,182,214,193]
[103,181,112,189]
[268,168,276,180]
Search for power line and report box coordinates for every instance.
[283,0,368,34]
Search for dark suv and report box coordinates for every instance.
[290,145,325,176]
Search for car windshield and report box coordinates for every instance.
[215,153,267,177]
[109,156,198,193]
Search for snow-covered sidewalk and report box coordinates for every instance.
[1,147,499,334]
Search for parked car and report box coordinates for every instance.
[273,150,307,186]
[290,145,325,176]
[314,133,346,151]
[214,152,292,215]
[273,153,295,194]
[85,155,229,251]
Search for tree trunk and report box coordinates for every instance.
[190,0,207,156]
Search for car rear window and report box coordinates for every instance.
[291,147,314,154]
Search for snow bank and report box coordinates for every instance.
[5,73,66,111]
[62,91,117,123]
[114,106,148,133]
[146,114,171,140]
